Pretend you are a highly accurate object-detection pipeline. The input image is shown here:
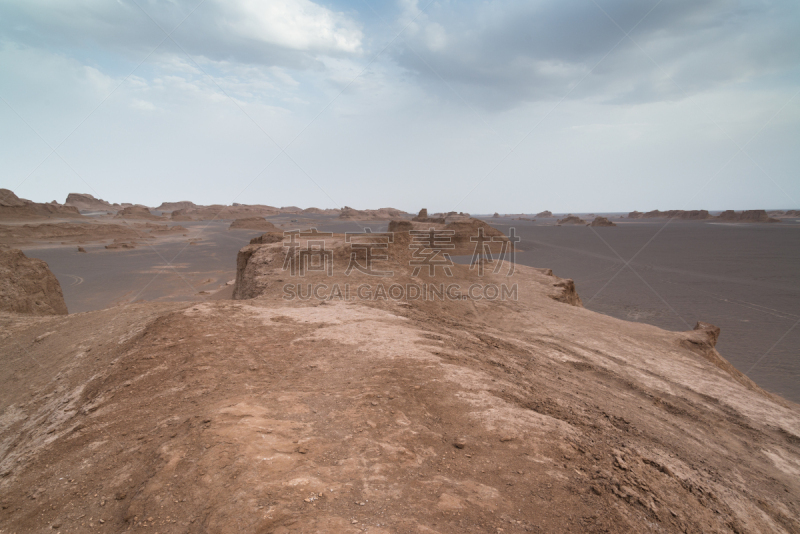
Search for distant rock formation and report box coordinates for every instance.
[1,189,83,220]
[115,206,163,220]
[411,208,445,224]
[627,210,711,220]
[768,209,799,218]
[0,248,68,315]
[535,210,553,217]
[590,216,617,227]
[65,193,116,211]
[156,201,196,211]
[301,207,342,215]
[171,204,281,221]
[339,206,410,220]
[717,210,779,223]
[229,218,277,231]
[493,213,500,218]
[557,215,587,225]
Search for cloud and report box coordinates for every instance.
[0,0,363,68]
[394,0,800,109]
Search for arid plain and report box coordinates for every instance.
[2,191,800,533]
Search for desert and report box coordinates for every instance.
[3,1,800,531]
[1,196,800,533]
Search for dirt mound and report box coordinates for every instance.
[557,215,587,225]
[115,206,163,220]
[229,217,277,231]
[155,201,196,211]
[64,193,115,211]
[0,248,67,315]
[717,209,779,223]
[535,210,553,217]
[0,190,83,220]
[339,206,410,220]
[590,216,617,227]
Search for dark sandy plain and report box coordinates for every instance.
[486,215,800,404]
[18,213,800,404]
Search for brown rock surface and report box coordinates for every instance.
[0,222,181,246]
[0,232,799,533]
[115,206,163,220]
[65,193,115,211]
[339,206,411,220]
[0,248,67,315]
[229,217,277,231]
[155,201,196,211]
[590,216,617,227]
[627,210,711,220]
[0,190,83,220]
[557,215,587,225]
[170,204,281,221]
[535,210,553,217]
[717,209,779,223]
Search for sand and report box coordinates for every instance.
[1,228,799,533]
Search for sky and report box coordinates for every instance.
[1,0,799,214]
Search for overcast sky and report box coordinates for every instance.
[1,0,798,213]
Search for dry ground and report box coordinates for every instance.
[1,233,799,533]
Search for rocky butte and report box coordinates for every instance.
[0,221,798,532]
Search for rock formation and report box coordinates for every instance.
[339,206,410,220]
[1,189,83,220]
[167,204,281,221]
[229,218,277,231]
[557,215,587,225]
[535,210,553,217]
[627,210,711,220]
[717,210,779,223]
[0,222,180,246]
[115,206,163,220]
[590,216,617,227]
[411,208,446,224]
[64,193,115,211]
[0,248,68,315]
[1,230,799,533]
[155,201,196,211]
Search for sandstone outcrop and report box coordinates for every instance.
[411,208,446,224]
[1,190,83,220]
[627,210,712,220]
[535,210,553,217]
[339,206,410,220]
[0,248,68,315]
[557,215,587,225]
[155,200,196,211]
[64,193,115,211]
[115,206,163,220]
[590,216,617,227]
[229,218,277,231]
[717,209,779,223]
